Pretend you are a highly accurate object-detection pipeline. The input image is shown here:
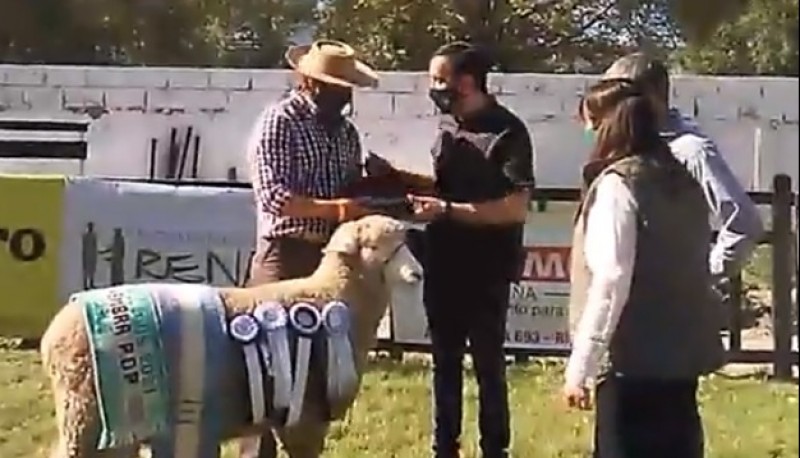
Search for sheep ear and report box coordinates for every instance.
[323,222,360,255]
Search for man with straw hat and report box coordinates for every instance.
[241,39,379,458]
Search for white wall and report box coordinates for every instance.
[1,65,797,190]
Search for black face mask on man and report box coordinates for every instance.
[428,87,458,115]
[313,88,353,126]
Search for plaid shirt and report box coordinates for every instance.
[248,91,362,241]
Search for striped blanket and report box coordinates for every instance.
[77,283,227,457]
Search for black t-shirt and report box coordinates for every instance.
[424,99,535,283]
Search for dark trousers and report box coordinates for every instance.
[593,374,704,458]
[423,275,511,458]
[238,237,324,458]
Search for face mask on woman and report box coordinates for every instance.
[582,124,596,145]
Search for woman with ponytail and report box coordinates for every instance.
[562,79,724,458]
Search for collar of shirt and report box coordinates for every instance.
[661,107,702,141]
[442,95,500,129]
[286,90,322,120]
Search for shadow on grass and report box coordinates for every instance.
[365,352,568,380]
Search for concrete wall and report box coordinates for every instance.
[1,65,797,190]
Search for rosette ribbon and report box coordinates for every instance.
[286,302,323,427]
[321,300,358,418]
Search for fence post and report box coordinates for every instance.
[771,174,793,380]
[795,182,799,373]
[728,274,743,352]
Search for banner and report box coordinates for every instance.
[391,201,576,350]
[56,178,394,340]
[0,175,575,347]
[0,174,65,338]
[59,178,256,295]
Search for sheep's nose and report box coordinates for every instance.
[408,271,423,282]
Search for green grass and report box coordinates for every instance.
[743,245,774,291]
[1,349,797,458]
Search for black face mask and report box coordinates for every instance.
[428,87,458,114]
[313,89,352,126]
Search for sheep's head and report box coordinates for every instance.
[323,215,423,287]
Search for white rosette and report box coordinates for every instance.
[286,302,323,427]
[229,313,266,425]
[254,301,292,414]
[321,300,358,416]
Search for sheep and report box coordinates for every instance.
[40,214,424,458]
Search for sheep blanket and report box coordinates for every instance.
[74,282,360,456]
[76,283,227,457]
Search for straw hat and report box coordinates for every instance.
[285,40,379,88]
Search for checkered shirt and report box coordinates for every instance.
[248,91,363,241]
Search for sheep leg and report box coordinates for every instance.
[49,382,139,458]
[48,360,140,458]
[277,422,328,458]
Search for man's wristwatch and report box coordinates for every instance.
[443,200,453,217]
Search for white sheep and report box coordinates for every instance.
[40,215,424,458]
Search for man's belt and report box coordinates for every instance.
[283,231,330,244]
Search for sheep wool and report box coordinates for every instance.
[41,215,425,458]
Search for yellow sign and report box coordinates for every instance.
[0,174,65,339]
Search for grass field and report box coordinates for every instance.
[1,347,797,458]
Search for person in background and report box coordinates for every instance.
[241,39,377,458]
[564,78,725,458]
[601,53,764,290]
[369,42,535,458]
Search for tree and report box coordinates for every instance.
[0,0,214,65]
[619,0,749,43]
[0,0,315,67]
[316,0,684,72]
[672,0,799,76]
[0,0,794,76]
[199,0,317,68]
[315,0,773,73]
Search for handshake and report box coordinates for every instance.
[335,152,446,223]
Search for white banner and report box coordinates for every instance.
[59,178,256,294]
[390,201,576,350]
[56,178,396,340]
[56,178,575,350]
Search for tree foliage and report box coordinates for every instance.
[672,0,799,76]
[0,0,315,66]
[0,0,795,75]
[316,0,686,72]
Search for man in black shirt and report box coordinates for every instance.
[369,42,535,458]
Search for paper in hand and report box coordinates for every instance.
[364,151,395,177]
[356,196,414,220]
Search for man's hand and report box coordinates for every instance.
[364,152,397,177]
[408,195,447,222]
[562,384,592,411]
[712,275,732,305]
[337,198,372,222]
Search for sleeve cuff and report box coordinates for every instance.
[564,358,587,388]
[261,186,293,216]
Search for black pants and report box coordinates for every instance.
[424,275,511,458]
[593,374,705,458]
